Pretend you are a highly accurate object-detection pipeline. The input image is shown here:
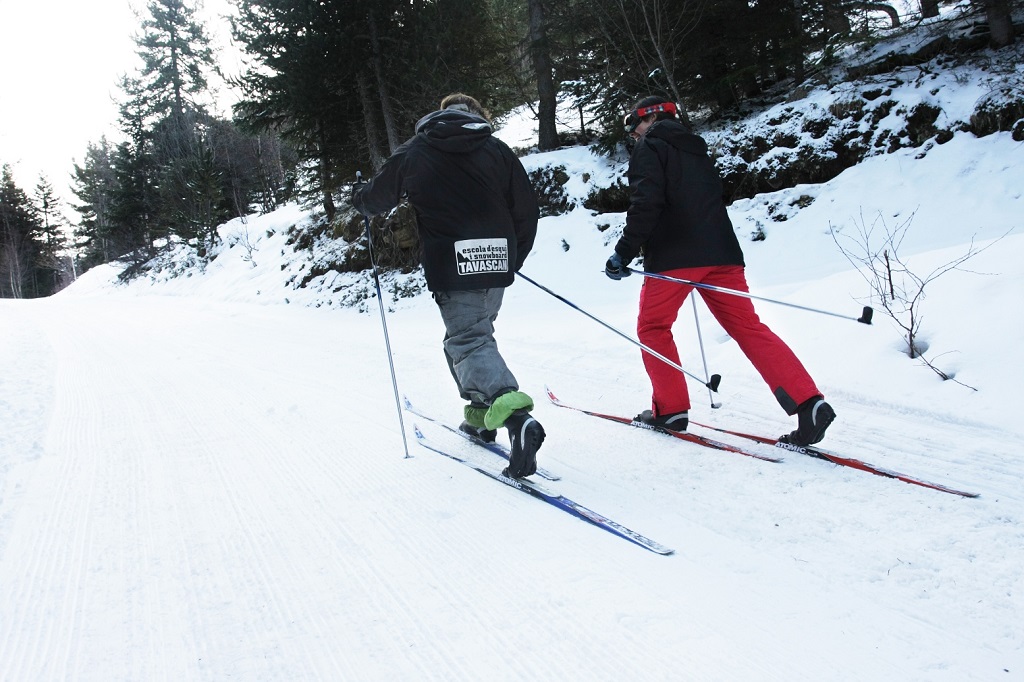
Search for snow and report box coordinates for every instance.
[3,57,1024,681]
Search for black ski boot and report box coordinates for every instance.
[503,410,545,478]
[780,396,835,446]
[634,409,689,433]
[459,421,497,443]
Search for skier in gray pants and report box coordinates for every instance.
[352,93,545,478]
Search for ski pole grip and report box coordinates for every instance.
[858,306,873,325]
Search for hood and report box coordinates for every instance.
[645,119,707,156]
[414,109,493,153]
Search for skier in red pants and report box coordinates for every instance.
[605,96,835,445]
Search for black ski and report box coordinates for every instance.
[403,396,561,481]
[412,425,674,555]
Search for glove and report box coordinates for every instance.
[605,252,631,280]
[350,185,365,212]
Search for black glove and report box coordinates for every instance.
[350,186,371,216]
[605,252,631,280]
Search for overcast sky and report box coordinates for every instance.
[0,0,239,207]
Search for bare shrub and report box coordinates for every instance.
[831,211,1004,388]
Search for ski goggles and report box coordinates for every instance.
[623,101,678,135]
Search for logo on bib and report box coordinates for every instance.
[454,238,509,275]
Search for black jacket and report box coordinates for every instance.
[615,120,744,272]
[352,109,539,292]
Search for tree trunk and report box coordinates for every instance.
[528,0,559,151]
[824,0,852,37]
[849,2,901,28]
[2,244,23,298]
[368,12,402,153]
[984,0,1015,47]
[792,0,806,84]
[644,12,685,108]
[357,71,387,172]
[320,157,336,223]
[316,124,336,223]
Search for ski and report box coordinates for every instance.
[688,420,980,498]
[545,387,783,463]
[412,425,674,555]
[403,396,561,481]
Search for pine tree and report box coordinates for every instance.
[565,0,861,138]
[233,0,370,220]
[0,165,48,298]
[109,139,160,263]
[33,176,69,291]
[71,138,119,268]
[113,80,162,260]
[136,0,215,123]
[133,0,222,245]
[233,0,520,221]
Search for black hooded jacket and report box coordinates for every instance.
[614,119,744,272]
[352,109,539,292]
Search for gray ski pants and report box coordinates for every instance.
[433,288,519,406]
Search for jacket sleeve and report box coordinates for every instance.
[615,139,666,264]
[351,144,410,217]
[507,151,539,271]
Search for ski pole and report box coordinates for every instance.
[627,268,873,325]
[516,271,721,392]
[357,171,411,459]
[690,293,722,409]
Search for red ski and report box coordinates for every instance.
[689,420,980,498]
[545,387,783,463]
[545,387,979,498]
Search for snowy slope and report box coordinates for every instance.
[2,58,1024,681]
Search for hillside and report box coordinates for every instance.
[117,6,1023,314]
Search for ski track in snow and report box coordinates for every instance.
[529,346,1024,669]
[2,292,1022,680]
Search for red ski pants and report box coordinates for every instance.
[636,265,820,416]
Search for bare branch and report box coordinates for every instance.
[829,212,1009,381]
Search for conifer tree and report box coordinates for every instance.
[113,78,162,259]
[136,0,215,123]
[71,139,119,268]
[233,0,362,220]
[109,139,160,263]
[0,165,49,298]
[33,176,68,291]
[133,0,223,243]
[233,0,519,221]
